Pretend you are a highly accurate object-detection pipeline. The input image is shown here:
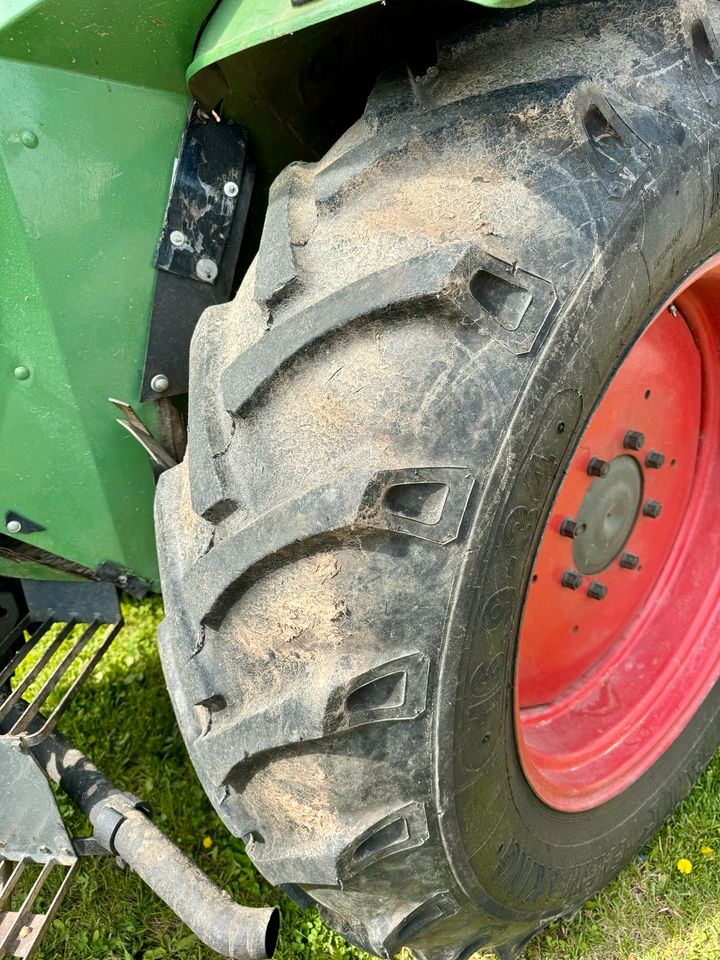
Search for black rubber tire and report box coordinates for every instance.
[155,2,720,957]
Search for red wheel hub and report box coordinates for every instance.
[515,257,720,812]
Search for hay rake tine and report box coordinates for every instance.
[9,620,101,738]
[21,620,123,747]
[0,621,53,693]
[0,622,77,726]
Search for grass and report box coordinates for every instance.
[12,597,720,960]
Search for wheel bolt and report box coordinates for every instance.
[560,518,587,540]
[587,457,610,478]
[645,450,665,469]
[562,570,584,590]
[643,499,663,519]
[620,552,640,570]
[588,581,608,600]
[624,430,645,451]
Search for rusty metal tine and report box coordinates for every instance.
[0,615,31,664]
[0,623,77,725]
[0,861,54,955]
[10,621,101,736]
[23,862,79,960]
[0,621,53,691]
[0,861,25,912]
[23,621,122,747]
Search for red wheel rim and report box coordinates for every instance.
[515,256,720,812]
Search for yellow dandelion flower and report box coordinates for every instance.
[677,858,693,875]
[202,836,213,849]
[700,845,714,857]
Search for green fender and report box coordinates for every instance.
[188,0,535,88]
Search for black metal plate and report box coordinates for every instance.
[22,580,121,624]
[141,105,254,401]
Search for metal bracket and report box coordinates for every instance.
[92,793,151,857]
[141,103,254,401]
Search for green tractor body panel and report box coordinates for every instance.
[0,0,214,587]
[188,0,534,86]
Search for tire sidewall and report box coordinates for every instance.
[437,140,720,921]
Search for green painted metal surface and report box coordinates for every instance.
[189,0,534,84]
[0,1,213,587]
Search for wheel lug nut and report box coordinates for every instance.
[588,581,608,601]
[624,430,645,451]
[560,518,587,539]
[562,570,584,591]
[587,457,610,478]
[643,499,663,519]
[645,450,665,469]
[620,552,640,570]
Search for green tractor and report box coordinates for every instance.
[2,0,720,956]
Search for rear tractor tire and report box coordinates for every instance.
[155,1,720,956]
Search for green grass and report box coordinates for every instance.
[15,598,720,960]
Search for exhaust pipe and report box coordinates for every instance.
[25,726,279,959]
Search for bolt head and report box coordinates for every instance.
[561,569,584,590]
[169,230,185,247]
[587,456,610,478]
[624,429,646,451]
[196,258,219,283]
[14,366,30,381]
[643,499,663,519]
[588,581,608,601]
[560,517,587,540]
[20,130,38,149]
[645,450,666,470]
[150,373,170,394]
[620,552,640,570]
[223,181,239,198]
[669,303,679,316]
[6,520,22,534]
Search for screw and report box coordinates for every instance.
[669,303,679,316]
[562,570,584,590]
[170,230,185,247]
[14,366,30,381]
[150,373,170,393]
[643,499,663,519]
[560,518,587,540]
[6,520,22,534]
[588,581,608,601]
[196,258,219,282]
[223,181,239,198]
[587,457,610,478]
[620,552,640,570]
[624,429,645,451]
[645,450,666,469]
[20,130,38,149]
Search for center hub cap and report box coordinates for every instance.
[574,455,642,575]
